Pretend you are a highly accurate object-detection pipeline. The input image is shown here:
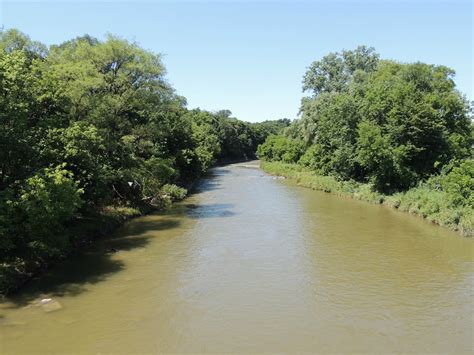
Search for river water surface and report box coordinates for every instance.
[1,161,473,353]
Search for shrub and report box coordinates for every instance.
[438,160,473,207]
[257,135,305,163]
[17,164,83,257]
[160,184,187,201]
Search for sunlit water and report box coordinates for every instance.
[1,161,473,353]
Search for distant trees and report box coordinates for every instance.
[257,135,305,163]
[258,46,473,193]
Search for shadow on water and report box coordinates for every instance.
[3,218,181,308]
[188,166,234,194]
[185,203,236,218]
[195,179,222,192]
[212,168,231,176]
[190,173,223,193]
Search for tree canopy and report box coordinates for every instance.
[259,46,472,193]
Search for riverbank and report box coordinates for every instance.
[261,161,473,237]
[0,182,192,297]
[0,205,148,297]
[0,160,260,297]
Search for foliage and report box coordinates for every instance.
[160,184,187,202]
[19,165,83,252]
[0,165,83,261]
[303,45,379,96]
[436,160,474,207]
[0,29,282,295]
[261,46,472,194]
[250,118,291,146]
[257,135,305,163]
[298,92,361,179]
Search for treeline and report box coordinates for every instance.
[258,46,473,234]
[0,29,288,294]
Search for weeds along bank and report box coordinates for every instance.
[258,46,472,237]
[0,29,289,295]
[261,162,473,237]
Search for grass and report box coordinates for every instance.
[261,161,473,237]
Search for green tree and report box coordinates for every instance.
[263,46,472,193]
[358,61,472,188]
[303,45,379,96]
[257,135,305,163]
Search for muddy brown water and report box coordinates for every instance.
[1,161,473,353]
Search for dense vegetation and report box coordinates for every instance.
[258,46,473,235]
[0,29,288,294]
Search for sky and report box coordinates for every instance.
[0,0,472,122]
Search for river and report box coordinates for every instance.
[1,161,473,353]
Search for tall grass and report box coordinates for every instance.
[261,161,473,236]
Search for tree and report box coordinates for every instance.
[257,135,305,163]
[302,45,379,96]
[263,46,472,193]
[358,61,472,188]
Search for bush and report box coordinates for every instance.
[160,184,187,202]
[257,135,305,163]
[438,160,473,207]
[17,164,84,257]
[0,164,84,261]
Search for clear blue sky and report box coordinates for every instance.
[1,0,472,122]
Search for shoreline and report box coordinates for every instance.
[260,161,473,237]
[0,167,217,298]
